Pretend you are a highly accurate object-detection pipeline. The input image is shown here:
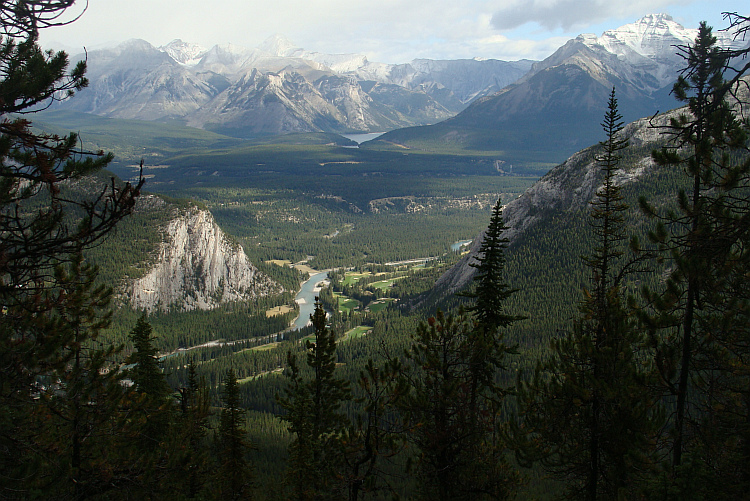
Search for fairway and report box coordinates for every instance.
[369,276,405,290]
[341,326,372,342]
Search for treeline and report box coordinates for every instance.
[163,178,534,269]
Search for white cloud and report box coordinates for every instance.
[490,0,691,31]
[36,0,729,63]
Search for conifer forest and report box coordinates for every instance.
[1,2,750,500]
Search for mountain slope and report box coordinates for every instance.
[431,74,749,325]
[84,188,281,312]
[58,37,531,137]
[373,14,748,166]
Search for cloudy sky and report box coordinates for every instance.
[39,0,746,63]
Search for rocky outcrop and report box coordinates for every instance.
[127,205,280,312]
[433,107,681,297]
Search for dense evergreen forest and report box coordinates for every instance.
[1,3,749,500]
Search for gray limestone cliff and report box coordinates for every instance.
[433,108,678,297]
[126,202,280,312]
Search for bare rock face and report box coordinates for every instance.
[128,206,280,312]
[434,110,676,297]
[433,75,750,298]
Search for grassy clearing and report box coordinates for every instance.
[366,299,396,313]
[249,342,281,352]
[369,276,405,290]
[266,259,292,267]
[342,272,372,286]
[334,292,360,314]
[266,305,294,317]
[294,264,320,276]
[238,368,283,383]
[340,326,372,342]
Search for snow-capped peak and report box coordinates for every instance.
[587,13,744,61]
[258,34,301,57]
[256,34,368,73]
[595,13,695,59]
[159,39,208,66]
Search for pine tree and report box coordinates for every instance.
[466,198,524,333]
[123,314,178,496]
[399,309,522,501]
[177,362,212,499]
[0,4,141,496]
[642,21,750,496]
[22,254,133,498]
[278,299,350,500]
[126,313,171,399]
[515,89,660,500]
[341,358,406,501]
[398,202,524,500]
[217,368,254,500]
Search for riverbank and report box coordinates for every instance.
[291,270,330,330]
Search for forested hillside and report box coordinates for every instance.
[2,3,749,500]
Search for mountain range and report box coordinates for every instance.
[369,14,748,162]
[58,36,532,138]
[56,14,748,167]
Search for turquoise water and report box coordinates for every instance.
[451,239,473,252]
[293,271,329,330]
[341,132,385,144]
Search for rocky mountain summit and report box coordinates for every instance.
[125,198,280,312]
[377,14,749,162]
[58,36,532,137]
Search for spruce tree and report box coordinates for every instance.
[466,198,524,333]
[642,21,750,496]
[278,299,350,500]
[217,368,254,500]
[126,313,171,399]
[123,314,178,496]
[398,201,524,500]
[26,254,132,498]
[185,362,212,498]
[515,88,660,500]
[399,309,522,501]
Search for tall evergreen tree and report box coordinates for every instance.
[399,309,522,501]
[278,299,350,501]
[126,313,171,399]
[642,21,750,496]
[0,3,141,496]
[122,314,179,497]
[176,362,212,499]
[515,88,660,500]
[217,368,254,500]
[21,254,134,499]
[466,198,524,333]
[398,201,524,500]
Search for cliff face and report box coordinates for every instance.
[127,205,280,312]
[433,108,678,297]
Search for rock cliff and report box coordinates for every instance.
[127,202,280,312]
[433,108,678,297]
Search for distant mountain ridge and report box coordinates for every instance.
[57,35,533,137]
[373,14,749,165]
[434,74,750,300]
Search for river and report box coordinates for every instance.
[292,271,329,330]
[451,239,473,252]
[341,132,385,146]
